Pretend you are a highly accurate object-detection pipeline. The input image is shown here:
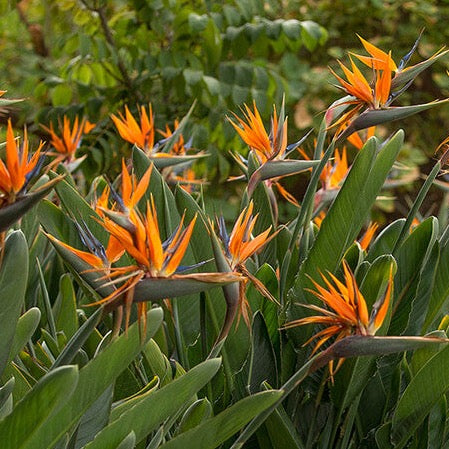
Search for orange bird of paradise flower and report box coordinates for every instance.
[285,261,393,375]
[101,197,197,279]
[330,51,393,110]
[359,221,379,251]
[47,159,197,331]
[228,102,300,206]
[98,196,197,330]
[0,119,44,204]
[330,35,401,111]
[217,201,279,327]
[328,34,448,139]
[111,104,155,152]
[328,37,396,136]
[347,126,376,150]
[320,147,349,191]
[41,115,95,162]
[228,101,287,164]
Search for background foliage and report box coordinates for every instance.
[1,0,449,218]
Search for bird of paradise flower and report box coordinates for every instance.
[41,115,95,167]
[46,160,242,334]
[0,119,62,241]
[216,201,280,328]
[228,101,317,212]
[327,34,448,141]
[285,260,393,376]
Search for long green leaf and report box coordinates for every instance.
[177,398,213,434]
[392,161,440,254]
[0,366,78,449]
[110,376,160,423]
[389,217,437,335]
[424,239,449,331]
[74,385,113,449]
[230,334,446,448]
[22,307,163,449]
[51,307,102,369]
[0,231,29,377]
[115,432,136,449]
[263,394,304,449]
[288,132,403,340]
[54,274,78,339]
[8,308,41,364]
[85,358,222,448]
[392,343,449,447]
[159,391,283,449]
[248,312,278,393]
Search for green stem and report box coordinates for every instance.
[337,394,361,449]
[200,292,214,400]
[230,357,317,449]
[205,292,234,393]
[200,292,208,359]
[305,372,327,449]
[36,258,57,339]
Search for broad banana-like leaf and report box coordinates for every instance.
[110,376,160,423]
[51,307,103,369]
[115,432,136,449]
[424,241,449,331]
[392,342,449,447]
[0,377,14,420]
[54,274,78,339]
[248,312,278,394]
[177,398,213,434]
[7,308,41,365]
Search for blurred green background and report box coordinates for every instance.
[1,0,449,220]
